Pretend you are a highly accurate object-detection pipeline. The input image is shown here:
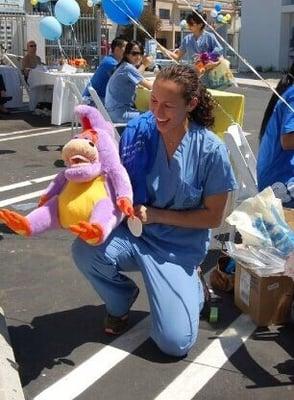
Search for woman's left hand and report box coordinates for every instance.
[134,205,158,224]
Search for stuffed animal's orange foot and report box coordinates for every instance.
[116,197,134,217]
[0,209,31,236]
[69,221,104,245]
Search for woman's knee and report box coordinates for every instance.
[153,325,198,357]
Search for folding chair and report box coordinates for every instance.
[64,79,84,136]
[210,124,258,249]
[87,85,126,142]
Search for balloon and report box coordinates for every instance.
[39,16,62,41]
[30,0,38,5]
[195,3,203,12]
[225,13,231,22]
[55,0,80,26]
[87,0,93,6]
[92,0,101,4]
[217,14,224,23]
[215,3,222,12]
[38,0,49,3]
[210,9,218,18]
[102,0,144,25]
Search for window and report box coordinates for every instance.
[159,9,170,19]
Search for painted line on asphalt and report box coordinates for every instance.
[0,189,44,207]
[154,314,256,400]
[0,174,56,193]
[0,128,70,142]
[33,314,255,400]
[33,317,150,400]
[0,126,53,137]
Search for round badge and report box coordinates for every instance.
[127,216,143,237]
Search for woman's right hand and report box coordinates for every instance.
[142,55,153,69]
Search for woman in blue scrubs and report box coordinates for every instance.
[257,64,294,207]
[105,40,153,123]
[72,64,237,357]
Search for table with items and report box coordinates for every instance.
[28,67,93,125]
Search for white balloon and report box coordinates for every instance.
[210,9,218,18]
[87,0,93,6]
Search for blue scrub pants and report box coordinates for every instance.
[72,224,204,357]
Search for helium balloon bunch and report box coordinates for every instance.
[210,3,231,25]
[101,0,144,26]
[38,0,81,41]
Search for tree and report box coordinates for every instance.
[121,5,161,43]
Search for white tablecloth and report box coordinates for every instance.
[28,69,93,125]
[0,65,23,108]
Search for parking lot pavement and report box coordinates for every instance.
[0,93,293,400]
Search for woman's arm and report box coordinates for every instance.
[135,192,229,229]
[138,79,153,90]
[281,132,294,150]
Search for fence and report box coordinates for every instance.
[0,11,109,70]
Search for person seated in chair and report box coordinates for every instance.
[22,40,42,81]
[0,74,12,114]
[83,37,127,104]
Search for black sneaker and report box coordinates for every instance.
[104,287,140,335]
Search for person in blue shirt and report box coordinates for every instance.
[169,12,223,64]
[257,64,294,208]
[83,38,127,103]
[105,40,153,123]
[72,64,237,357]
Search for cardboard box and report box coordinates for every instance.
[234,262,294,326]
[284,207,294,230]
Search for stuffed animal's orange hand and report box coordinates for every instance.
[38,194,49,207]
[69,221,104,245]
[116,197,134,217]
[0,209,31,236]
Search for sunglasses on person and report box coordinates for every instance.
[29,44,37,47]
[129,51,142,56]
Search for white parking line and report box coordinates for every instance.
[33,317,150,400]
[0,174,56,193]
[0,190,44,207]
[0,127,52,137]
[0,128,70,142]
[33,314,255,400]
[154,314,255,400]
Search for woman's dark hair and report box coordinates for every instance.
[155,64,215,128]
[259,63,294,140]
[186,12,207,30]
[117,40,144,67]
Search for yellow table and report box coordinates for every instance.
[135,86,244,140]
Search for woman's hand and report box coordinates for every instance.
[141,55,153,69]
[134,205,158,224]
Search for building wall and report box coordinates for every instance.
[240,0,284,71]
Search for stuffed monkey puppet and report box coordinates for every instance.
[0,105,134,245]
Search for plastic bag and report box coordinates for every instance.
[206,58,237,90]
[226,187,294,257]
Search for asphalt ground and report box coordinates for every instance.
[0,86,293,400]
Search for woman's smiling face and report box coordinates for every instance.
[126,44,143,66]
[150,79,197,135]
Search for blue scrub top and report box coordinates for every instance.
[139,122,237,268]
[179,31,223,63]
[105,62,143,115]
[257,85,294,205]
[83,55,118,98]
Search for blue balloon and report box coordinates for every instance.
[215,3,222,12]
[39,16,62,41]
[102,0,144,26]
[55,0,80,26]
[38,0,49,3]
